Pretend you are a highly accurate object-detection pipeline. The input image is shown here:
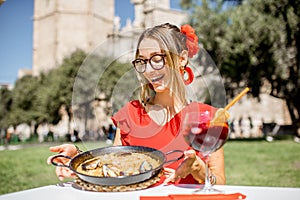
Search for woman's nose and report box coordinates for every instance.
[145,62,155,73]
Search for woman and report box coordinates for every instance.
[47,23,227,185]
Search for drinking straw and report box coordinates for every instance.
[224,87,250,111]
[210,87,250,124]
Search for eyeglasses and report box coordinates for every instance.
[132,54,166,73]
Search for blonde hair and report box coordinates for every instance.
[134,23,189,107]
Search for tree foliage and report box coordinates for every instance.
[181,0,300,125]
[0,49,132,131]
[0,87,12,127]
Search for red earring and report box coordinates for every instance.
[180,66,194,85]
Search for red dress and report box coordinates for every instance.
[111,100,217,184]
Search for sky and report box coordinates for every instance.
[0,0,181,85]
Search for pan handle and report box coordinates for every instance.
[164,149,184,164]
[50,154,72,168]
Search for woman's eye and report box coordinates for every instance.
[151,57,163,63]
[135,60,145,65]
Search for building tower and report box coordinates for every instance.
[107,0,187,62]
[131,0,187,29]
[32,0,114,76]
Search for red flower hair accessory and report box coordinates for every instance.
[180,24,200,58]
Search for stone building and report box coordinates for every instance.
[32,0,187,76]
[32,0,115,76]
[106,0,187,62]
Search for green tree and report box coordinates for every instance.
[248,0,300,125]
[6,75,41,125]
[17,49,87,126]
[44,49,86,124]
[222,0,300,124]
[0,87,12,128]
[181,0,300,126]
[3,50,86,128]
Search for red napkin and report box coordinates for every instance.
[140,193,246,200]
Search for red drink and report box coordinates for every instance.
[183,124,229,156]
[182,111,229,157]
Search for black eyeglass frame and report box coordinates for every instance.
[132,54,166,73]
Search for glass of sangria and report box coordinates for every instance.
[182,109,229,193]
[182,88,249,193]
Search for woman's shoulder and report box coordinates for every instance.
[111,100,143,124]
[125,100,143,109]
[114,100,143,116]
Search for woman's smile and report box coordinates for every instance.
[150,74,165,83]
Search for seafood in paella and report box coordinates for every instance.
[76,152,160,177]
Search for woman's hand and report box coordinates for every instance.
[46,144,79,181]
[163,149,204,184]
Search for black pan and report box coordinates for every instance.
[51,145,183,186]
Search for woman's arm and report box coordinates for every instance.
[113,127,122,146]
[208,147,226,184]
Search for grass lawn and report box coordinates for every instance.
[224,139,300,187]
[0,139,299,194]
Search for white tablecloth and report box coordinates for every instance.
[1,182,299,200]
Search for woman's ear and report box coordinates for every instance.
[179,50,189,67]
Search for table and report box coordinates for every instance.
[1,182,299,200]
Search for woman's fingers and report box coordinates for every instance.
[46,154,56,165]
[163,150,198,184]
[49,144,75,154]
[47,144,78,180]
[184,149,196,158]
[163,167,175,176]
[49,145,64,153]
[56,166,65,181]
[163,173,176,184]
[55,166,76,181]
[47,144,78,165]
[163,168,176,184]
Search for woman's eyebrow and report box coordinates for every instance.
[150,51,163,56]
[138,51,163,58]
[137,55,146,59]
